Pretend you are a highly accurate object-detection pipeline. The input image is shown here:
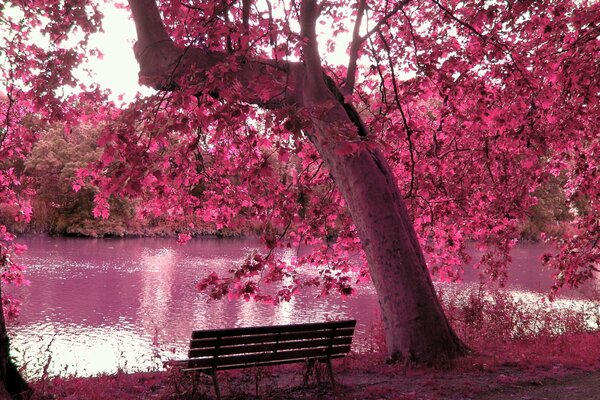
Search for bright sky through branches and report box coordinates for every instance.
[2,2,354,103]
[0,3,152,102]
[76,5,154,102]
[80,3,352,102]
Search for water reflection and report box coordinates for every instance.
[5,236,596,378]
[139,248,177,341]
[11,322,159,377]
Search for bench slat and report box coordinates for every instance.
[188,336,353,358]
[185,345,352,370]
[190,327,355,349]
[191,320,356,340]
[182,353,347,373]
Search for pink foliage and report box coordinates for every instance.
[0,91,34,320]
[0,0,598,308]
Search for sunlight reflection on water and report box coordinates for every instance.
[11,322,160,378]
[6,236,598,379]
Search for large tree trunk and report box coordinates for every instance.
[128,0,468,365]
[0,284,31,400]
[310,135,468,363]
[297,0,467,363]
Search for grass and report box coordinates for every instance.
[23,332,600,399]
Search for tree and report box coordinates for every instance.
[122,0,473,364]
[0,94,33,398]
[1,0,598,383]
[119,0,598,363]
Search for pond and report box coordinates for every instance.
[6,235,597,378]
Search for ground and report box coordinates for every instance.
[474,373,600,400]
[22,332,600,400]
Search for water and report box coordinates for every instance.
[5,236,597,378]
[7,236,381,378]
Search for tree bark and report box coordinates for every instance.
[308,133,469,363]
[0,284,31,400]
[127,0,468,364]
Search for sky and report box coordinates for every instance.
[0,4,151,102]
[77,5,153,102]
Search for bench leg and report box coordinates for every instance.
[326,357,335,389]
[212,369,221,400]
[303,359,316,386]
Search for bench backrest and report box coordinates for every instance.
[185,320,356,371]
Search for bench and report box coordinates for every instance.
[172,320,356,399]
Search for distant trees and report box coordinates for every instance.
[520,176,574,241]
[24,122,140,236]
[6,117,581,241]
[3,113,335,238]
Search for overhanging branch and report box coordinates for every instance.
[127,0,305,108]
[127,0,366,141]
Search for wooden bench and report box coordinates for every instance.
[171,320,356,399]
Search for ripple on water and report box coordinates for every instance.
[9,236,597,378]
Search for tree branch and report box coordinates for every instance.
[127,0,305,108]
[242,0,251,31]
[343,0,367,95]
[343,0,412,95]
[128,0,171,49]
[377,29,416,199]
[299,0,322,76]
[299,0,338,107]
[127,0,364,141]
[360,0,411,44]
[429,0,537,95]
[429,0,488,43]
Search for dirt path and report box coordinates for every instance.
[156,361,600,400]
[258,368,600,400]
[473,372,600,400]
